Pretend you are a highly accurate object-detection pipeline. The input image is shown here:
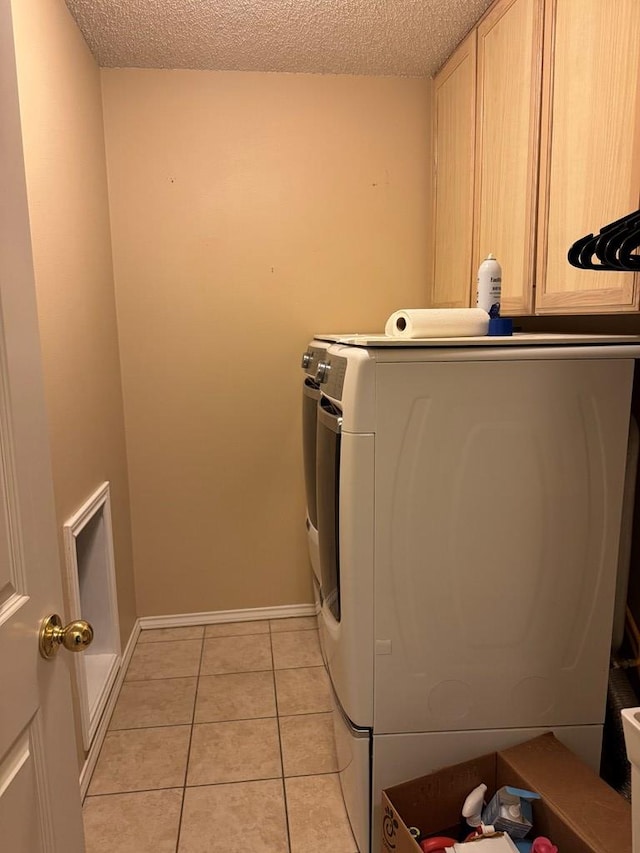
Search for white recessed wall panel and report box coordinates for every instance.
[64,482,121,748]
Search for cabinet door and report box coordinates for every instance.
[536,0,640,314]
[429,33,476,308]
[474,0,544,315]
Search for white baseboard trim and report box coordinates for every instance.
[79,618,141,799]
[138,603,316,630]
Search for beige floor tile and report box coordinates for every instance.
[88,726,191,794]
[83,789,183,853]
[187,718,281,785]
[109,677,197,730]
[200,634,272,675]
[195,671,276,723]
[272,630,323,669]
[275,666,331,715]
[125,639,202,681]
[178,780,288,853]
[285,774,357,853]
[138,626,204,643]
[270,616,318,632]
[280,713,337,776]
[204,620,269,637]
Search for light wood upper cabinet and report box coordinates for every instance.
[474,0,544,316]
[429,33,476,309]
[536,0,640,313]
[431,0,640,316]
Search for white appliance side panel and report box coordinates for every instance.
[321,432,375,728]
[312,574,321,613]
[306,518,322,587]
[374,359,634,734]
[371,725,603,852]
[331,686,370,853]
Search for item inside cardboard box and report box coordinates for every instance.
[380,734,631,853]
[408,778,552,852]
[415,832,555,852]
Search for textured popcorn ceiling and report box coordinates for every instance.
[64,0,493,77]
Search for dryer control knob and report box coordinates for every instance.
[301,351,313,369]
[316,361,331,384]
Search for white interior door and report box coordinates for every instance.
[0,0,86,849]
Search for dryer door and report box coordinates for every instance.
[319,430,375,730]
[317,396,342,622]
[302,378,321,530]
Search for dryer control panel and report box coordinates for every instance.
[301,345,329,379]
[316,355,347,401]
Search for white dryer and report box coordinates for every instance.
[312,333,639,853]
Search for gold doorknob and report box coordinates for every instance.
[39,614,94,660]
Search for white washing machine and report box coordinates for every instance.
[311,333,639,853]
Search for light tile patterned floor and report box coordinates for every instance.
[82,617,358,853]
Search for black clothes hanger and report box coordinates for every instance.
[577,231,620,271]
[567,233,594,268]
[572,211,636,270]
[568,208,640,271]
[618,227,640,270]
[599,212,640,269]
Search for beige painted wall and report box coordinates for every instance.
[101,69,433,616]
[11,0,137,760]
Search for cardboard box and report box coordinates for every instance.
[381,733,631,853]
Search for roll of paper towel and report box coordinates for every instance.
[385,308,489,339]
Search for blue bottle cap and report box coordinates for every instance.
[487,317,513,336]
